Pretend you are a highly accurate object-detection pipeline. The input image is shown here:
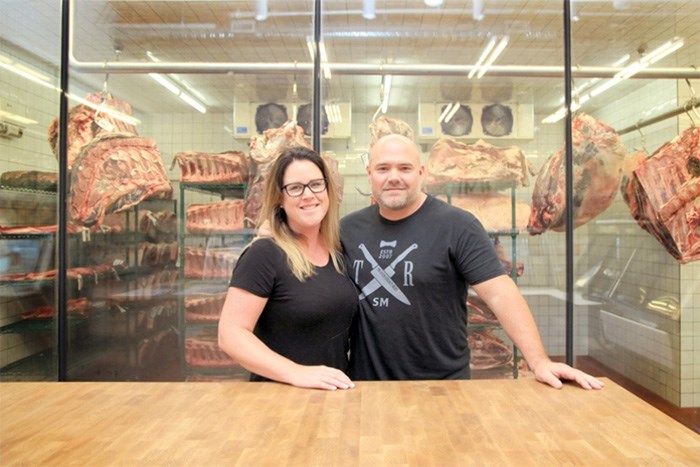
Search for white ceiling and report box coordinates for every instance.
[1,1,698,120]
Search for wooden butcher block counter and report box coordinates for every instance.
[1,378,698,466]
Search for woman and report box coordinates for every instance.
[218,146,357,390]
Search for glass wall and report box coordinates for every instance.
[0,0,62,380]
[0,0,697,407]
[570,0,699,407]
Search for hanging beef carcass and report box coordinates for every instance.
[245,121,311,225]
[625,127,700,263]
[171,151,250,184]
[369,116,415,148]
[527,113,627,234]
[48,92,138,170]
[444,193,531,232]
[69,133,172,227]
[426,137,530,188]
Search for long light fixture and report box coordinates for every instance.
[473,0,485,21]
[146,51,207,113]
[66,93,141,126]
[306,40,332,79]
[571,0,580,22]
[0,53,57,91]
[363,0,376,20]
[543,37,684,124]
[425,0,444,6]
[558,54,630,105]
[438,102,461,124]
[469,36,508,79]
[324,103,342,124]
[255,0,268,21]
[380,74,392,114]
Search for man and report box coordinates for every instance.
[340,134,603,390]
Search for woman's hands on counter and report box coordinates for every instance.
[287,364,355,391]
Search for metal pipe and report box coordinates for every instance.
[617,97,700,135]
[68,58,700,80]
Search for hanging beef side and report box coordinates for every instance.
[426,137,530,187]
[442,192,531,232]
[47,92,138,170]
[369,116,415,148]
[69,133,172,227]
[527,113,627,234]
[244,121,311,226]
[468,328,513,371]
[625,127,700,263]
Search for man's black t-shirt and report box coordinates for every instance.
[340,196,505,380]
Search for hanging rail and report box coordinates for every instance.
[617,97,699,135]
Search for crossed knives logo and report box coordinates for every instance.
[358,242,418,305]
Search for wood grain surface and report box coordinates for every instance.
[1,378,698,466]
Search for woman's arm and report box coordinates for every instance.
[218,286,354,390]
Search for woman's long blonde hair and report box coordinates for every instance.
[257,146,344,281]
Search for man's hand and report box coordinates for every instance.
[532,360,605,390]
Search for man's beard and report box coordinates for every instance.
[376,186,419,210]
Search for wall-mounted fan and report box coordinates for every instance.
[481,104,513,137]
[440,104,473,137]
[255,103,288,133]
[297,103,329,136]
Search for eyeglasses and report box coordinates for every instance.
[282,178,328,197]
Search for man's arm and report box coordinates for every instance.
[472,275,604,390]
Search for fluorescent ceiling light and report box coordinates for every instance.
[325,104,342,124]
[149,73,180,95]
[473,0,484,21]
[0,59,57,91]
[147,51,208,104]
[543,37,683,124]
[0,110,38,125]
[424,0,443,6]
[468,37,496,79]
[444,102,461,123]
[475,36,509,79]
[438,103,454,123]
[319,42,332,79]
[66,93,141,126]
[149,72,206,113]
[380,75,392,114]
[179,93,207,114]
[363,0,376,20]
[255,0,268,21]
[571,0,580,22]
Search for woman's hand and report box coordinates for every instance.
[287,364,355,391]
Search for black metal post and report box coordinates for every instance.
[563,0,575,367]
[57,0,71,380]
[312,0,322,152]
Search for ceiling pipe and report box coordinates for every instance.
[69,57,700,80]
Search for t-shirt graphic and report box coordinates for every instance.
[353,241,418,305]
